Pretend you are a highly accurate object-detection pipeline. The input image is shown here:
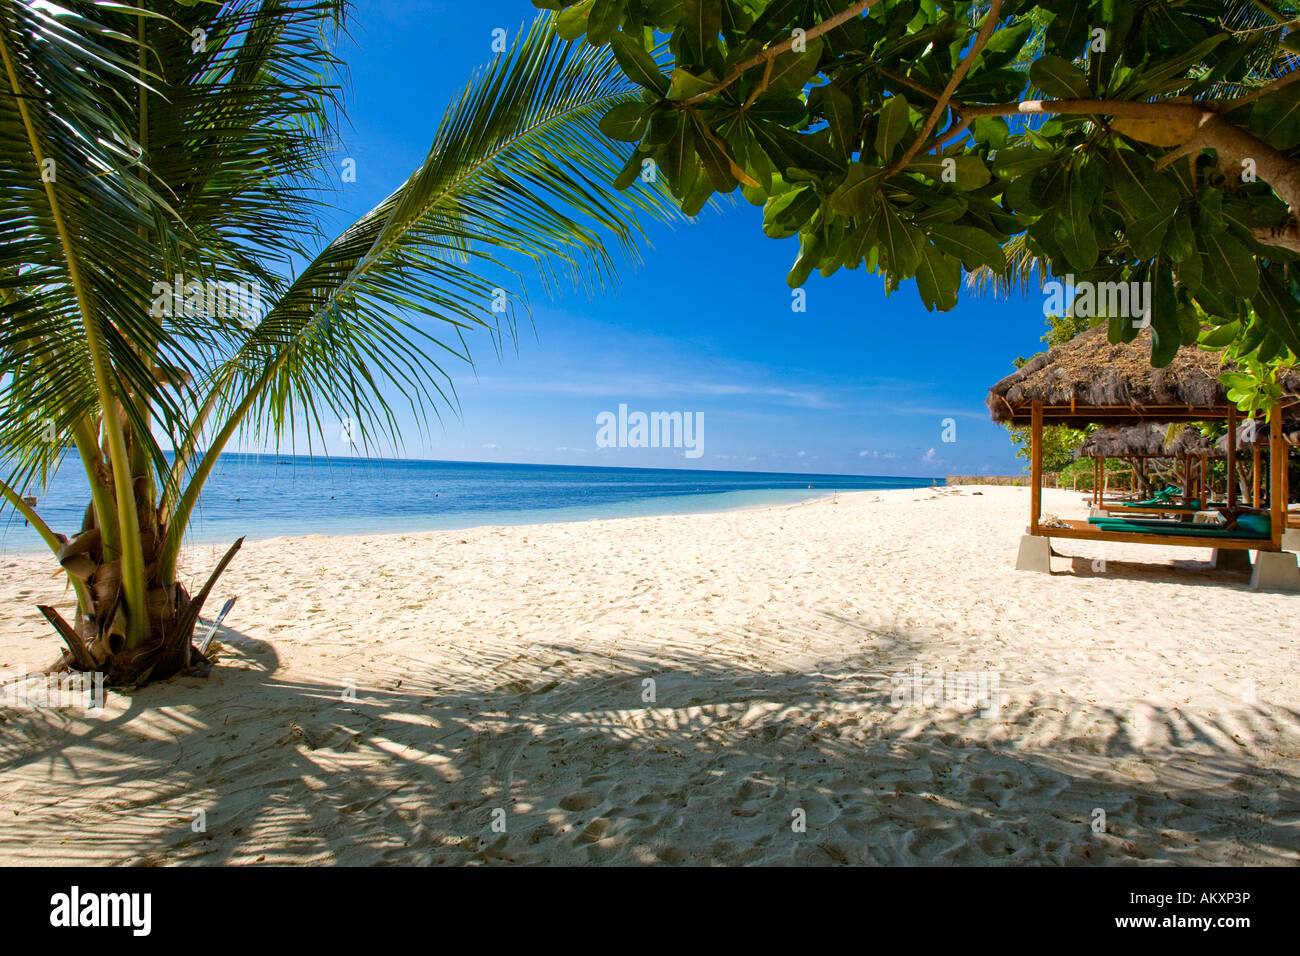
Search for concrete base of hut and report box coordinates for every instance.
[1250,551,1300,592]
[1283,529,1299,551]
[1211,548,1253,573]
[1015,534,1052,573]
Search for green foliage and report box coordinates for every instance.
[1009,423,1089,473]
[546,0,1300,379]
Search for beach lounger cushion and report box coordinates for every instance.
[1087,517,1270,539]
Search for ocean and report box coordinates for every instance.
[3,454,932,551]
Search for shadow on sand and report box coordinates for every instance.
[1,613,1296,866]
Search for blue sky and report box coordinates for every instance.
[259,0,1054,477]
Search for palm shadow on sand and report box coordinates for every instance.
[1,611,1296,866]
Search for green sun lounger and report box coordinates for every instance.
[1087,514,1272,539]
[1115,486,1185,508]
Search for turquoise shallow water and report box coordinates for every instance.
[2,454,931,551]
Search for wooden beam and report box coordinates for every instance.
[1031,401,1043,533]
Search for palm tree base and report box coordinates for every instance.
[41,532,243,688]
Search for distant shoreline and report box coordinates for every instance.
[1,460,932,553]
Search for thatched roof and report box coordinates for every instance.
[987,326,1300,427]
[1076,422,1219,459]
[1165,424,1220,456]
[1076,423,1165,458]
[1215,417,1300,450]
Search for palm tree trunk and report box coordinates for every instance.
[53,430,239,687]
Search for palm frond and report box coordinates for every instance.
[162,14,680,568]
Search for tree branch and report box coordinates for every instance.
[878,67,956,106]
[889,0,1003,172]
[958,99,1208,122]
[682,0,880,107]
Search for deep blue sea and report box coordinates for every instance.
[3,454,931,552]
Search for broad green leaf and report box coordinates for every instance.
[1053,167,1099,271]
[820,81,857,158]
[828,162,881,217]
[768,37,825,92]
[762,185,817,238]
[610,29,670,94]
[656,112,695,186]
[1029,55,1091,99]
[927,224,1006,271]
[872,201,921,276]
[1199,321,1241,349]
[1164,210,1195,263]
[972,116,1009,148]
[874,94,910,162]
[787,231,824,287]
[1200,231,1258,297]
[587,0,626,45]
[679,0,721,64]
[905,154,991,191]
[1149,265,1180,367]
[598,102,649,141]
[692,115,740,191]
[1126,208,1174,260]
[914,244,960,312]
[1250,268,1300,356]
[992,146,1055,180]
[1251,83,1300,150]
[556,0,596,40]
[667,67,717,101]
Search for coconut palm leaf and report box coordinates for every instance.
[163,14,679,568]
[2,0,680,677]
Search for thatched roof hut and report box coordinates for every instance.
[987,326,1300,428]
[988,324,1296,558]
[1215,417,1300,450]
[1076,422,1219,459]
[1165,424,1220,456]
[1076,423,1165,458]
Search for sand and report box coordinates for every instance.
[0,485,1297,865]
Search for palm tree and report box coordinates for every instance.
[0,1,674,686]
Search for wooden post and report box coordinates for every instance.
[1271,412,1284,551]
[1252,429,1262,507]
[1182,454,1192,506]
[1030,401,1043,534]
[1227,405,1237,513]
[1200,457,1207,506]
[1093,457,1100,506]
[1286,434,1292,525]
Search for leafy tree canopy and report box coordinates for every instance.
[537,0,1300,379]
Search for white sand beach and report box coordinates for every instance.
[1,485,1297,865]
